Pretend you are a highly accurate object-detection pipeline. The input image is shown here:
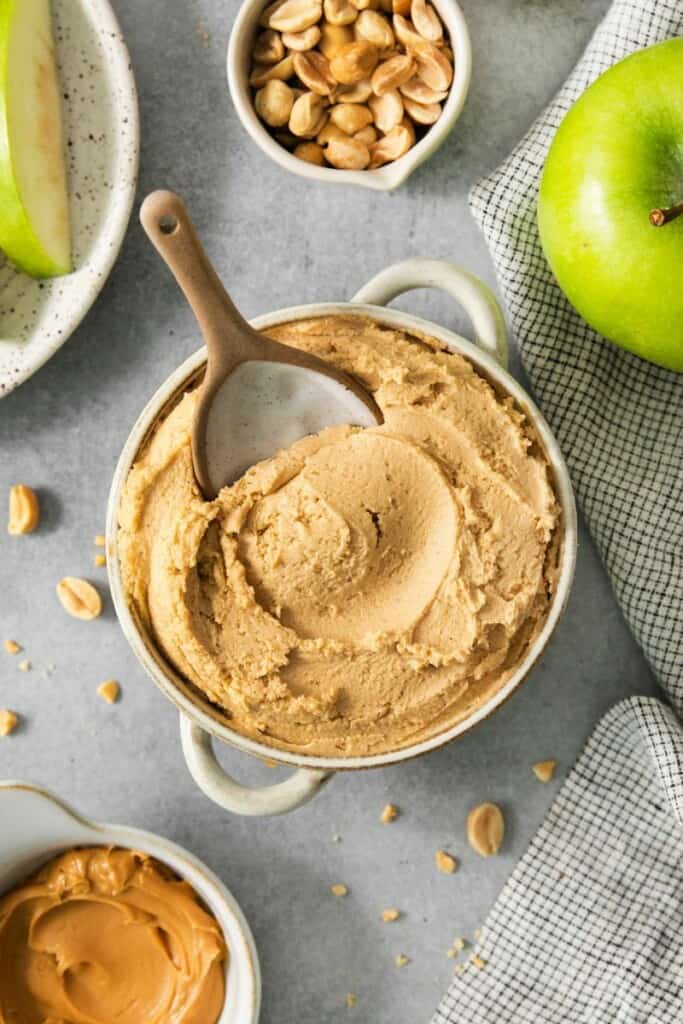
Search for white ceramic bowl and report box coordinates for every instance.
[227,0,471,190]
[0,0,139,396]
[107,258,577,816]
[0,781,261,1024]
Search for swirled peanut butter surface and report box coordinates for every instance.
[119,315,561,757]
[0,847,226,1024]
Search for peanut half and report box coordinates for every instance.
[56,577,102,621]
[467,802,505,857]
[330,40,379,84]
[7,484,40,535]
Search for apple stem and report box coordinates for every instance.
[649,202,683,227]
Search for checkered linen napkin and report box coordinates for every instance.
[433,1,683,1021]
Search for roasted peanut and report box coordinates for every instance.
[402,94,440,123]
[259,0,287,27]
[282,24,321,49]
[370,52,415,94]
[56,577,102,621]
[392,13,423,48]
[369,88,403,131]
[411,38,452,91]
[467,802,504,857]
[293,50,336,93]
[392,0,411,14]
[268,0,322,32]
[319,20,354,58]
[253,29,286,64]
[352,0,381,8]
[325,134,370,168]
[294,141,327,164]
[289,90,329,136]
[368,120,412,166]
[7,484,39,535]
[354,123,378,144]
[255,79,295,125]
[334,78,373,102]
[323,0,358,25]
[399,75,447,103]
[249,53,295,87]
[410,0,442,41]
[329,101,373,133]
[330,40,379,83]
[354,9,394,49]
[317,121,350,145]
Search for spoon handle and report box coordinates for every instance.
[139,190,260,374]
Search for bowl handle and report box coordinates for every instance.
[180,716,332,816]
[352,258,508,367]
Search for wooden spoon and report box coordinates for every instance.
[140,190,382,498]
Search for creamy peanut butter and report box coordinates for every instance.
[119,315,561,757]
[0,847,226,1024]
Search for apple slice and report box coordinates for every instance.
[0,0,71,278]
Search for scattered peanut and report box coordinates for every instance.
[249,0,453,168]
[97,680,120,704]
[0,710,19,737]
[56,577,102,621]
[94,553,107,568]
[17,660,31,672]
[380,802,398,822]
[4,640,20,655]
[331,883,349,896]
[382,908,400,922]
[94,534,106,547]
[345,993,356,1009]
[394,953,409,967]
[435,849,458,874]
[532,760,557,783]
[7,484,40,535]
[467,802,504,857]
[470,954,486,970]
[453,937,466,951]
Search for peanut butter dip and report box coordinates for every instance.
[119,315,560,757]
[0,847,226,1024]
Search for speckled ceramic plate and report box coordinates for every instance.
[0,0,139,396]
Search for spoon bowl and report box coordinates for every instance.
[139,191,382,497]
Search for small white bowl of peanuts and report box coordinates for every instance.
[228,0,471,189]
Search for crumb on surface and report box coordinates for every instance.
[97,680,120,704]
[435,849,458,874]
[3,640,20,655]
[453,937,466,950]
[0,710,19,736]
[18,660,31,672]
[94,534,106,547]
[473,928,482,940]
[331,883,348,897]
[381,803,399,823]
[532,759,557,782]
[345,993,356,1009]
[394,953,409,968]
[382,908,400,922]
[332,834,341,843]
[94,553,106,567]
[470,954,486,970]
[454,963,464,975]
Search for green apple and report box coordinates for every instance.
[538,38,683,372]
[0,0,71,278]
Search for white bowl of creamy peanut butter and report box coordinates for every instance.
[107,259,577,817]
[0,781,260,1023]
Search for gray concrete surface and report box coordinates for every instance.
[0,1,660,1021]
